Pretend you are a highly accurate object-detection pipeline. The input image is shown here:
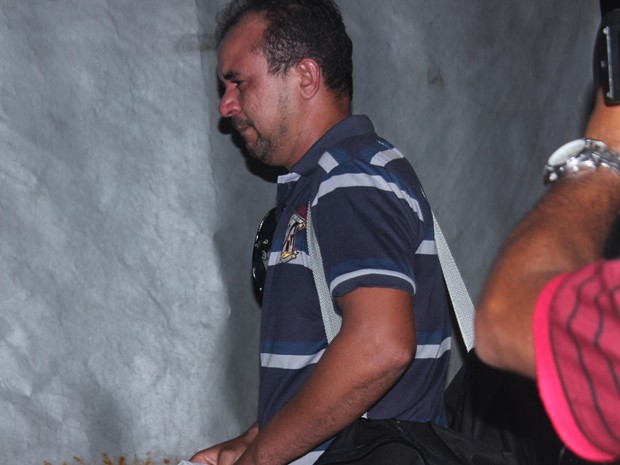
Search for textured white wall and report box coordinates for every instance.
[342,1,598,299]
[0,1,599,464]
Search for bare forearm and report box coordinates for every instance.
[477,170,620,375]
[507,172,620,270]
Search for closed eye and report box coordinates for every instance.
[222,70,244,87]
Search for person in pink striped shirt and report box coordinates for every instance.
[476,91,620,463]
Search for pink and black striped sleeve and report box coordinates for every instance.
[534,259,620,462]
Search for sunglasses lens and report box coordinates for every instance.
[252,208,277,304]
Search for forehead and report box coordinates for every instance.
[217,14,267,79]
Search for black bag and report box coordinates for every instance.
[316,351,570,465]
[315,418,523,465]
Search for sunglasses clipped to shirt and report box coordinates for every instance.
[252,208,277,305]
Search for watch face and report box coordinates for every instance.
[548,139,586,166]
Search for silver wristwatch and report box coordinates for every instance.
[543,138,620,185]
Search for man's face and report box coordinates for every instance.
[217,15,293,167]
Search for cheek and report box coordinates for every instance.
[238,93,259,120]
[242,83,272,112]
[241,85,283,129]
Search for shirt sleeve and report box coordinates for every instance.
[534,259,620,462]
[313,158,428,300]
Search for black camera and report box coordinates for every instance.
[595,8,620,105]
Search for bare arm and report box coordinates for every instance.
[475,92,620,378]
[236,287,416,465]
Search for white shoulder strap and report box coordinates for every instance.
[307,204,475,351]
[432,214,475,351]
[307,204,341,342]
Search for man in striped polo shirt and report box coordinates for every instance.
[191,1,452,464]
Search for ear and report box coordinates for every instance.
[295,58,321,99]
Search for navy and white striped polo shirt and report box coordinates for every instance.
[258,115,451,463]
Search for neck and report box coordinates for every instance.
[283,99,351,170]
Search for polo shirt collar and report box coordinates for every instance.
[289,115,375,176]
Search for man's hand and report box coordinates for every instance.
[191,424,259,465]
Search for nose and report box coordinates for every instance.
[219,85,240,118]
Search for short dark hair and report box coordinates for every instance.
[216,0,353,100]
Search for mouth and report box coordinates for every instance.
[232,118,253,134]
